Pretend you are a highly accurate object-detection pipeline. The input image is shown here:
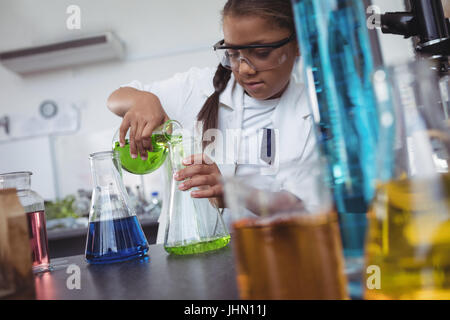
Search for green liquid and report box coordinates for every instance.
[164,235,231,255]
[113,134,181,175]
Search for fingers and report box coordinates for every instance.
[134,121,147,160]
[174,164,213,181]
[191,185,224,199]
[173,154,223,200]
[115,91,169,158]
[182,153,214,166]
[128,120,164,159]
[178,174,219,191]
[141,123,154,153]
[178,174,223,199]
[132,117,167,157]
[128,121,138,159]
[119,117,131,147]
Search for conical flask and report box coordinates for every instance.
[365,60,450,299]
[85,151,149,264]
[164,132,230,255]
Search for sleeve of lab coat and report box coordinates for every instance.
[120,67,214,120]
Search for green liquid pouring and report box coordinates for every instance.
[164,235,231,255]
[113,134,181,175]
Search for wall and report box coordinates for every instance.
[0,0,226,200]
[0,0,418,201]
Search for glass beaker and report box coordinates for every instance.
[365,60,450,300]
[0,172,50,274]
[224,159,348,300]
[164,133,231,255]
[292,0,379,280]
[112,120,181,175]
[85,151,149,264]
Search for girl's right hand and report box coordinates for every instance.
[110,88,169,160]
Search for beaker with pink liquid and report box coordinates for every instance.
[0,172,50,273]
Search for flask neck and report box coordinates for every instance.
[89,151,123,188]
[88,151,136,223]
[0,171,32,191]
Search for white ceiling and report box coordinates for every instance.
[0,0,226,58]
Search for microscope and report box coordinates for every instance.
[378,0,449,75]
[375,0,449,120]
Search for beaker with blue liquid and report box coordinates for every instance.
[85,151,149,264]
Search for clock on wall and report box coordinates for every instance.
[39,100,58,119]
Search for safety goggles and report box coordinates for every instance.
[213,33,295,72]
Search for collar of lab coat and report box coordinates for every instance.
[200,72,311,123]
[201,70,312,178]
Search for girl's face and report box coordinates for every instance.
[223,14,299,100]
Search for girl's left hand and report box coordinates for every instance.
[174,154,225,208]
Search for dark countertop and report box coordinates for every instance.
[34,243,240,300]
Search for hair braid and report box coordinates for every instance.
[197,64,231,148]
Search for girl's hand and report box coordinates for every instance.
[174,154,225,208]
[109,88,169,160]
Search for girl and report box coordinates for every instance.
[107,0,317,243]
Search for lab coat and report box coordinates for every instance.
[123,66,321,244]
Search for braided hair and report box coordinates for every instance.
[197,0,296,147]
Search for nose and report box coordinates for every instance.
[238,58,257,75]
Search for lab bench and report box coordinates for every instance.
[34,243,239,300]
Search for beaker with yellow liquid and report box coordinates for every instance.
[225,157,348,300]
[366,61,450,300]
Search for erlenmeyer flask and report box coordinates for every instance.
[164,132,230,255]
[85,151,149,264]
[365,60,450,299]
[112,121,180,175]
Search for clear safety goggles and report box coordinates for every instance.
[213,33,295,72]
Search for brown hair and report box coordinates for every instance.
[197,0,296,146]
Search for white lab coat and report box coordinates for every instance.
[123,66,320,244]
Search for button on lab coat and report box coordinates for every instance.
[123,66,320,244]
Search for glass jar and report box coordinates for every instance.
[224,160,348,300]
[365,60,450,300]
[0,172,50,273]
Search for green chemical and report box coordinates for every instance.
[164,235,231,255]
[113,134,181,175]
